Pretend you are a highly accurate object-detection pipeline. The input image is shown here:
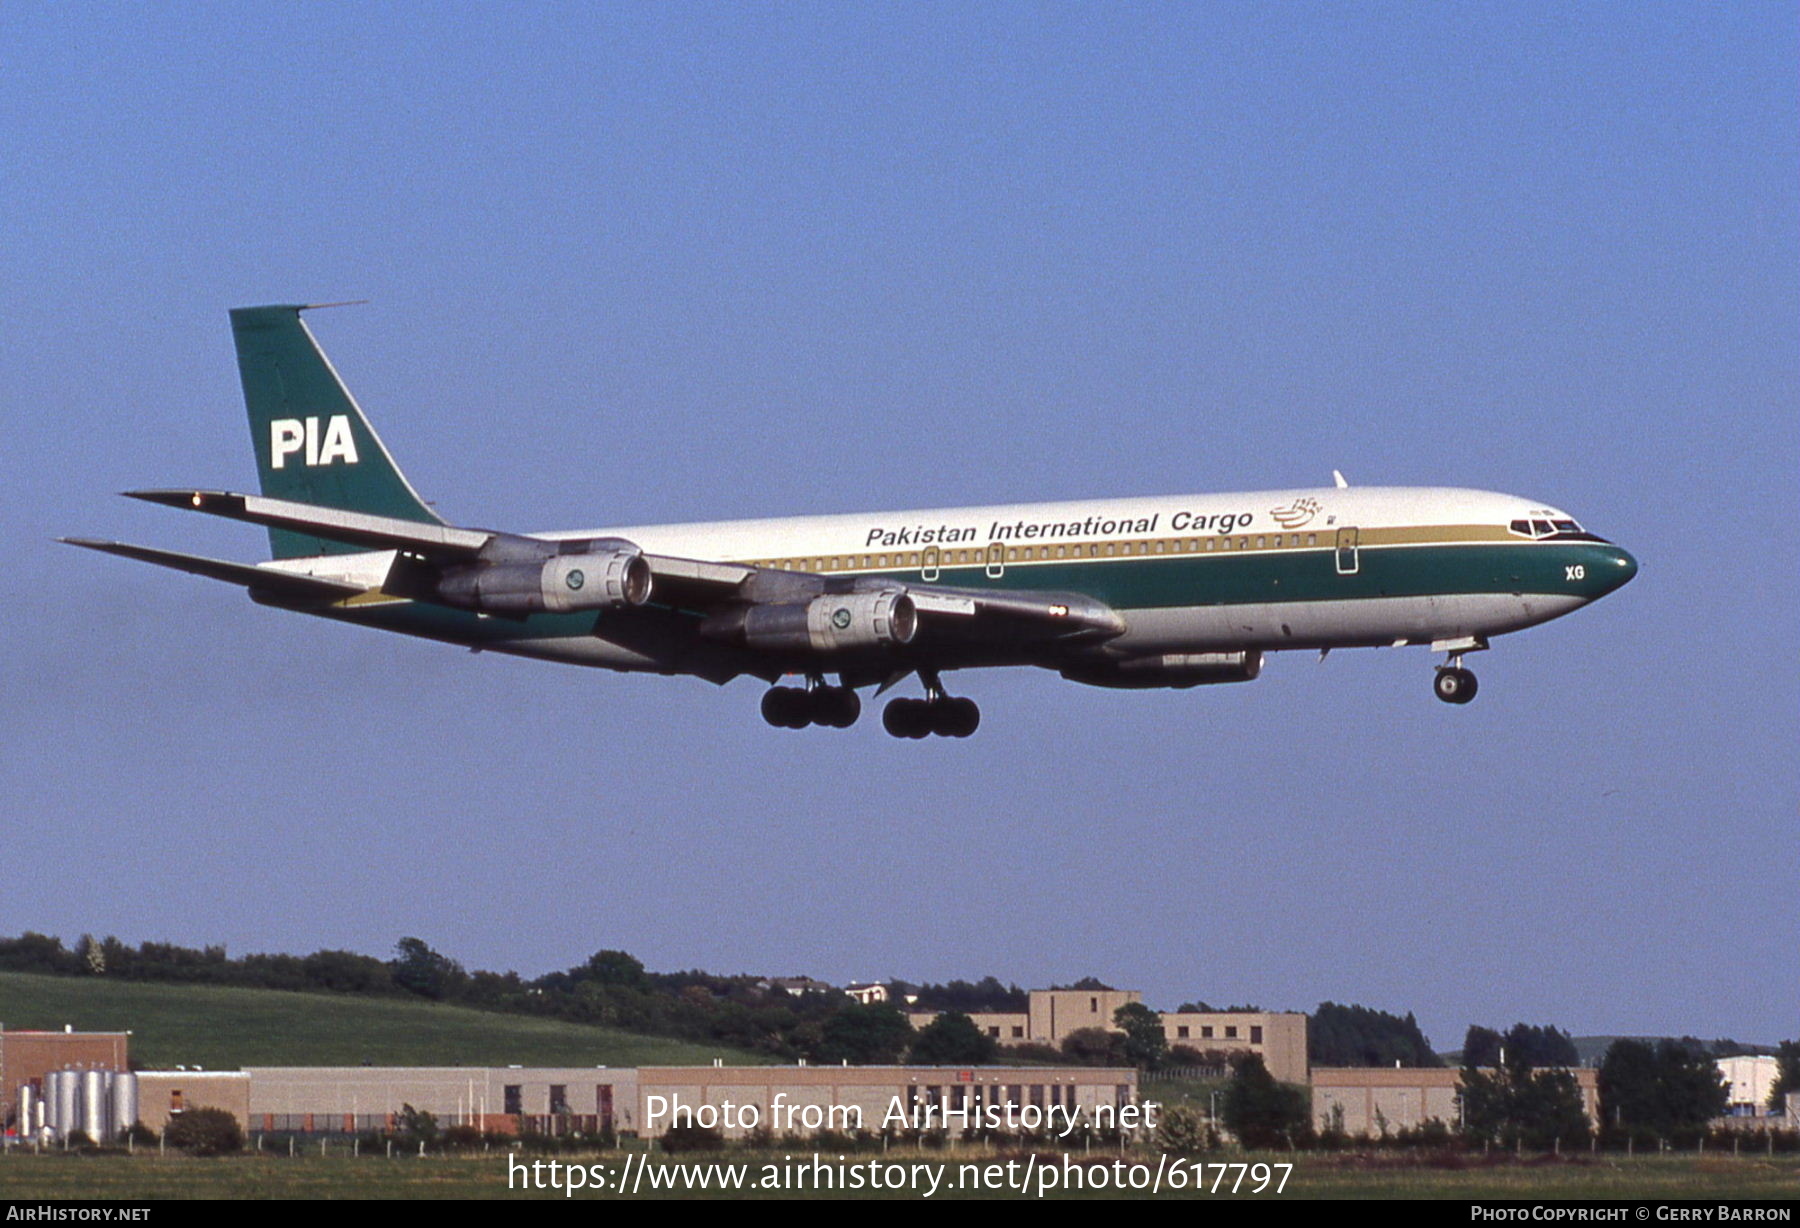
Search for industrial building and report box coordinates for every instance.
[907,989,1310,1084]
[1310,1066,1601,1136]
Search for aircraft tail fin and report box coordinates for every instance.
[230,304,444,558]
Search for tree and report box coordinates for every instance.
[1220,1054,1309,1149]
[1060,1027,1126,1066]
[1114,1002,1169,1070]
[814,1003,913,1065]
[1155,1104,1215,1154]
[582,949,648,989]
[909,1012,997,1065]
[1597,1038,1728,1143]
[1770,1041,1799,1113]
[1310,1002,1441,1067]
[1462,1022,1577,1069]
[163,1108,244,1155]
[397,1103,440,1144]
[1462,1025,1504,1068]
[1460,1048,1589,1150]
[389,937,467,1001]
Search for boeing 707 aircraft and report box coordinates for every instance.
[66,305,1638,737]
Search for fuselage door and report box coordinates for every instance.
[985,541,1005,580]
[921,546,940,582]
[1335,527,1360,575]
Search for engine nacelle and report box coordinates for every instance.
[437,548,652,616]
[713,591,918,654]
[1060,650,1262,690]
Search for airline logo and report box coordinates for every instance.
[270,415,360,469]
[1270,497,1322,529]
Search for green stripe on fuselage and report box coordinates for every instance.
[318,540,1626,649]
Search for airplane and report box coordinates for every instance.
[65,304,1638,738]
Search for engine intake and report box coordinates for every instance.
[1060,650,1262,690]
[706,591,918,654]
[437,548,652,615]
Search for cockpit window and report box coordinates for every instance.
[1508,514,1603,543]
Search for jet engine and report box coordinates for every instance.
[1060,650,1262,689]
[437,547,652,616]
[705,591,918,654]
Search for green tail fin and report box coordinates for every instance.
[230,304,443,558]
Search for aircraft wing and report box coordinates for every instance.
[124,489,756,598]
[59,538,366,604]
[114,489,1123,646]
[125,490,492,559]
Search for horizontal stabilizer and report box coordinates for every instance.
[59,538,365,603]
[126,489,492,559]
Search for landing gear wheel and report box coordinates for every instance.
[816,686,862,729]
[761,686,810,728]
[1433,667,1478,705]
[882,698,932,739]
[935,696,980,738]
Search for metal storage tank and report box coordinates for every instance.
[51,1070,78,1138]
[111,1072,138,1138]
[18,1085,34,1140]
[80,1070,108,1142]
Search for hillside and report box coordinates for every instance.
[0,972,773,1069]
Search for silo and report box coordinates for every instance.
[52,1070,78,1139]
[18,1084,34,1140]
[80,1070,108,1142]
[111,1073,138,1140]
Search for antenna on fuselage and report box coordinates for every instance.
[1332,470,1349,488]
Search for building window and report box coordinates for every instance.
[1178,1026,1190,1039]
[549,1085,569,1115]
[1090,997,1099,1012]
[1251,1026,1263,1044]
[1226,1026,1239,1039]
[1202,1026,1214,1039]
[504,1085,522,1115]
[1011,1026,1024,1038]
[988,1027,1001,1038]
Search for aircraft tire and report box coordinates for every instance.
[936,697,980,738]
[1433,668,1477,705]
[761,687,810,728]
[883,698,930,739]
[817,686,861,728]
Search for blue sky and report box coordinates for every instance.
[6,3,1795,1052]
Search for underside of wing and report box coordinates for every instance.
[59,538,366,604]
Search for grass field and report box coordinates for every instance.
[0,972,771,1068]
[0,1150,1794,1201]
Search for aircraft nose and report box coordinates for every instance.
[1596,544,1638,595]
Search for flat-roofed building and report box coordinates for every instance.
[133,1071,251,1134]
[0,1027,130,1129]
[1161,1011,1309,1084]
[239,1065,1140,1140]
[1311,1067,1600,1136]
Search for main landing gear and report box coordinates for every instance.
[761,675,862,729]
[882,671,979,739]
[1433,654,1479,705]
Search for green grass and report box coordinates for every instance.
[0,1151,1793,1201]
[0,972,771,1069]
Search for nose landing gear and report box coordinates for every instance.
[881,670,980,738]
[1433,654,1479,705]
[761,675,862,728]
